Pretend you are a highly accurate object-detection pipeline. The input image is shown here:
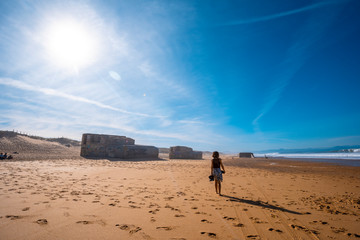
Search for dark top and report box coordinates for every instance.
[212,158,221,169]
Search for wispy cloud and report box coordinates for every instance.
[3,107,219,147]
[252,0,347,130]
[138,61,155,78]
[0,77,164,118]
[137,60,190,99]
[0,77,222,148]
[177,119,205,125]
[223,0,340,26]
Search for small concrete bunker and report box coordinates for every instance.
[169,146,202,159]
[80,133,158,159]
[239,152,255,158]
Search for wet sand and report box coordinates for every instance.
[1,155,359,240]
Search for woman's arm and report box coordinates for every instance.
[220,159,225,173]
[211,160,213,175]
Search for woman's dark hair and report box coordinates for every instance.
[212,151,219,158]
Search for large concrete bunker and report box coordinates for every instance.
[80,133,158,159]
[169,146,202,159]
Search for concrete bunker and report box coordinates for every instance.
[169,146,202,159]
[80,133,158,159]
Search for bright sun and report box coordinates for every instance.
[43,19,98,70]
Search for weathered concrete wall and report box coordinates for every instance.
[169,146,202,159]
[239,152,255,158]
[80,133,158,159]
[120,145,158,159]
[82,133,135,146]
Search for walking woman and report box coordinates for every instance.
[211,151,225,195]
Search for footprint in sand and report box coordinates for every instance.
[36,219,48,225]
[331,227,347,234]
[6,215,22,220]
[268,228,283,233]
[115,224,142,234]
[156,226,174,231]
[246,235,260,239]
[22,207,30,211]
[149,209,160,214]
[201,232,216,238]
[201,219,212,223]
[76,220,93,224]
[165,204,181,212]
[347,233,360,238]
[233,223,244,227]
[249,217,267,224]
[195,211,209,215]
[176,191,186,196]
[130,205,140,208]
[311,220,328,225]
[223,216,236,221]
[290,224,319,235]
[129,227,142,234]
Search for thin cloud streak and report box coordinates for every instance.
[3,111,217,146]
[0,78,218,146]
[223,0,338,26]
[252,0,345,131]
[0,77,164,118]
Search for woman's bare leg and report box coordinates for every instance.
[218,181,222,196]
[215,180,218,193]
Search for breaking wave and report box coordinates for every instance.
[254,152,360,160]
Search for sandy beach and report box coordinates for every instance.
[1,134,360,239]
[0,157,359,239]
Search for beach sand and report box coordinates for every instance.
[0,157,359,239]
[0,135,359,239]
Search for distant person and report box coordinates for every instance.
[0,153,3,160]
[211,151,225,196]
[4,153,7,159]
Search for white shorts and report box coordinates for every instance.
[213,168,223,182]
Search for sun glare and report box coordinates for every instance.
[43,19,99,70]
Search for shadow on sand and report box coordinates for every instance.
[221,195,302,215]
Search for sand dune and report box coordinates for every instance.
[0,131,81,160]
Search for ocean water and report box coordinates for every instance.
[253,153,360,167]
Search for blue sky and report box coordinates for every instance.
[0,0,359,152]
